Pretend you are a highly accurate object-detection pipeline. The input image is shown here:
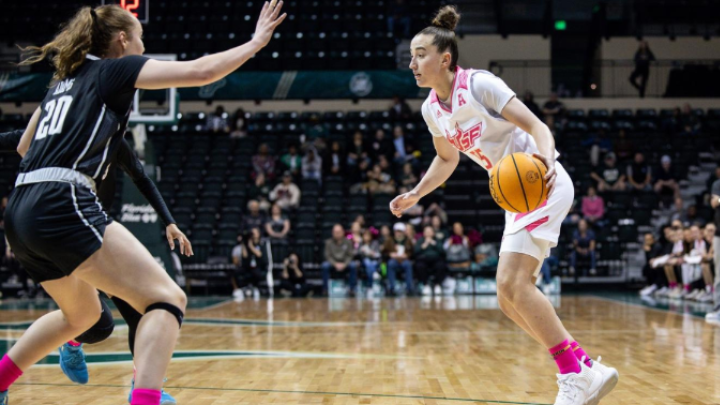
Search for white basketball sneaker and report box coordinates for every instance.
[589,357,619,402]
[553,361,603,405]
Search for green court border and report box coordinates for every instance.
[15,382,552,405]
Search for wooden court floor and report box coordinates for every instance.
[1,293,719,405]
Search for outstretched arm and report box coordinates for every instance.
[135,1,286,90]
[390,134,458,218]
[116,139,193,256]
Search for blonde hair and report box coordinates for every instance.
[19,5,136,81]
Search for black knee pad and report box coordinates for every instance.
[146,302,184,328]
[74,299,115,344]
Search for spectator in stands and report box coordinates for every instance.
[680,226,705,299]
[252,143,277,181]
[347,221,363,250]
[430,215,449,242]
[265,203,290,244]
[399,162,418,187]
[347,131,369,168]
[379,225,392,244]
[471,243,499,273]
[570,219,596,276]
[322,224,358,297]
[639,231,666,297]
[706,167,720,195]
[280,253,308,297]
[405,223,418,245]
[280,144,302,178]
[583,129,613,167]
[324,141,344,176]
[444,222,472,271]
[650,225,681,298]
[301,147,323,185]
[358,229,381,295]
[229,108,247,138]
[699,223,716,303]
[392,125,411,165]
[270,171,301,210]
[670,197,688,224]
[349,158,370,194]
[591,152,626,192]
[629,40,655,98]
[654,155,680,199]
[627,152,652,192]
[414,225,446,296]
[522,91,542,119]
[305,114,329,141]
[242,200,267,233]
[581,186,605,225]
[424,203,448,226]
[387,0,411,39]
[389,95,412,120]
[541,92,565,129]
[206,105,230,133]
[382,222,415,295]
[366,164,396,194]
[680,103,701,134]
[370,129,393,163]
[247,173,272,212]
[231,228,267,301]
[686,204,706,227]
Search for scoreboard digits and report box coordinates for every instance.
[100,0,149,24]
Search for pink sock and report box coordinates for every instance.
[131,388,161,405]
[67,340,82,347]
[670,281,678,289]
[570,341,593,367]
[549,339,580,375]
[684,284,691,292]
[0,355,23,392]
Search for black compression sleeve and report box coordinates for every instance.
[116,139,176,226]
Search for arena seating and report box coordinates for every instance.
[3,0,444,70]
[1,106,719,284]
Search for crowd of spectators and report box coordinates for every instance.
[315,216,497,297]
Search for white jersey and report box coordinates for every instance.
[421,67,573,245]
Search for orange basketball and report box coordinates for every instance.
[489,152,548,213]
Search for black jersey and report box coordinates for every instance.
[0,130,174,226]
[20,54,149,180]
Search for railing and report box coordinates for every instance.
[488,59,720,98]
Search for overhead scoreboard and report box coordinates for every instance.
[100,0,149,24]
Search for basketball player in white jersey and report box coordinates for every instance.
[389,6,618,405]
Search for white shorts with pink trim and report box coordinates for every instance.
[501,161,574,248]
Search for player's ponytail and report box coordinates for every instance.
[19,5,136,81]
[418,5,461,71]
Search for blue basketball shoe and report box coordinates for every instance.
[128,378,177,405]
[58,343,88,384]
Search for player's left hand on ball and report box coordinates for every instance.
[532,153,557,197]
[167,224,194,257]
[389,191,420,218]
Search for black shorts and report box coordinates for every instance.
[4,181,113,283]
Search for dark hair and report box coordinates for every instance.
[417,5,461,71]
[20,6,136,81]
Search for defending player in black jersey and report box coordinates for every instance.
[0,129,189,404]
[0,3,285,405]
